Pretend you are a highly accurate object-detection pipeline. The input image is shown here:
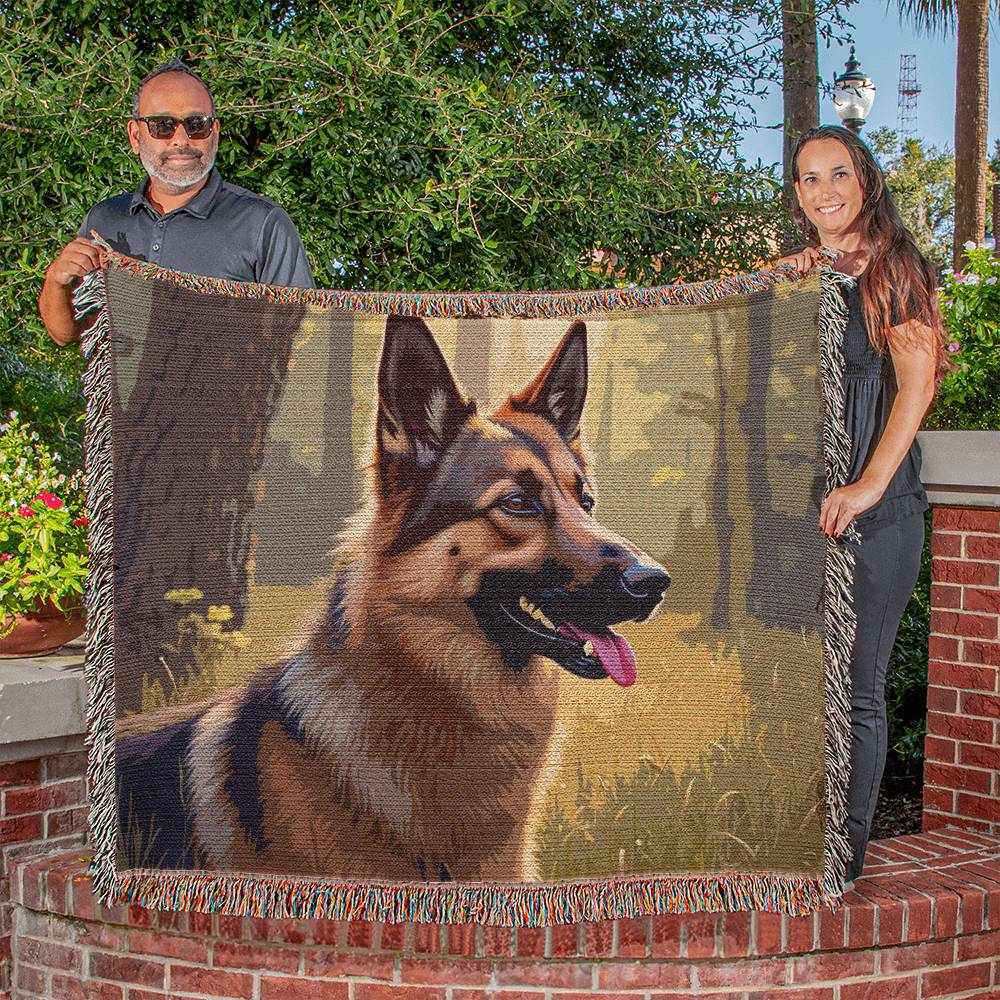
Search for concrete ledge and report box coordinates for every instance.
[0,643,86,762]
[918,430,1000,508]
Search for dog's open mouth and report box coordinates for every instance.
[506,594,637,687]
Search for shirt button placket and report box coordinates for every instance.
[151,219,165,261]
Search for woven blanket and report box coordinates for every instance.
[75,246,857,925]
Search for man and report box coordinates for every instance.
[39,57,314,346]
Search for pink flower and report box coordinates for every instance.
[17,506,35,517]
[0,553,10,562]
[72,517,88,527]
[35,491,63,510]
[20,575,30,583]
[947,341,961,354]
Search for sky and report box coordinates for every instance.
[738,1,1000,168]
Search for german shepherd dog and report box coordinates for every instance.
[117,317,671,882]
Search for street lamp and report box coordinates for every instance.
[832,47,876,134]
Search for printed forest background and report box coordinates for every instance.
[110,268,830,879]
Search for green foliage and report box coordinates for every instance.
[1,0,851,458]
[0,410,87,632]
[868,127,954,271]
[926,244,1000,430]
[883,509,932,789]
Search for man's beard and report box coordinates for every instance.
[139,138,218,194]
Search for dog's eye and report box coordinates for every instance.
[500,492,544,516]
[581,493,594,514]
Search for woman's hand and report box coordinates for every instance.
[772,246,823,274]
[819,480,886,538]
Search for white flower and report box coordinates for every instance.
[966,274,981,286]
[0,424,8,432]
[986,277,998,285]
[10,411,18,419]
[964,240,977,251]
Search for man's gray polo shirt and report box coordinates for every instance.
[77,168,314,287]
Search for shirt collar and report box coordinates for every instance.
[129,167,223,219]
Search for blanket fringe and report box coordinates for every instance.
[816,267,859,907]
[113,869,825,924]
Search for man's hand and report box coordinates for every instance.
[39,237,103,346]
[772,246,824,274]
[46,237,102,287]
[819,480,886,538]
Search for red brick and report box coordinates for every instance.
[720,912,751,957]
[354,988,447,1000]
[43,805,89,839]
[12,964,47,995]
[959,742,1000,770]
[925,762,993,793]
[840,977,918,1000]
[188,911,213,937]
[967,534,1000,560]
[933,881,960,937]
[965,586,1000,614]
[966,640,1000,666]
[0,760,40,787]
[932,582,963,607]
[932,609,998,639]
[614,917,647,958]
[127,928,208,963]
[49,976,124,1000]
[596,961,690,990]
[0,813,42,844]
[169,964,255,996]
[308,920,344,948]
[413,922,443,953]
[755,911,784,955]
[34,779,84,811]
[747,991,835,1000]
[880,938,955,972]
[15,936,81,974]
[957,927,1000,960]
[379,921,405,950]
[927,686,958,712]
[446,922,476,956]
[480,926,512,957]
[549,923,577,957]
[69,873,96,921]
[43,750,87,781]
[933,558,998,586]
[683,914,718,958]
[922,961,991,997]
[650,994,751,1000]
[87,952,164,988]
[213,941,299,974]
[934,507,1000,533]
[963,691,1000,718]
[927,711,993,744]
[247,917,308,946]
[582,919,613,958]
[345,919,374,949]
[789,951,876,982]
[3,787,40,815]
[931,532,962,557]
[451,992,544,1000]
[216,913,244,939]
[493,959,593,988]
[399,957,492,986]
[922,785,955,814]
[929,636,961,661]
[957,791,1000,822]
[855,885,904,946]
[512,925,546,958]
[929,659,997,689]
[260,979,349,1000]
[698,957,789,988]
[302,950,394,980]
[925,736,957,763]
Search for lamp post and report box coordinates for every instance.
[832,47,876,134]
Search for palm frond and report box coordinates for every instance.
[894,0,957,35]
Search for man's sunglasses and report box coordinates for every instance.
[133,115,216,140]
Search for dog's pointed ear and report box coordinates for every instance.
[376,316,475,485]
[509,321,588,440]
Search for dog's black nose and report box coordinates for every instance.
[620,564,671,601]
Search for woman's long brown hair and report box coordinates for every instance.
[790,125,949,380]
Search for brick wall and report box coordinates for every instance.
[924,506,1000,834]
[0,752,88,992]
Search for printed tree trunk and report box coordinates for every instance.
[112,282,304,715]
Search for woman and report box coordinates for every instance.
[776,125,946,886]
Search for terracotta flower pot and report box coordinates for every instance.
[0,598,86,658]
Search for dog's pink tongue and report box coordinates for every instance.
[558,623,637,687]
